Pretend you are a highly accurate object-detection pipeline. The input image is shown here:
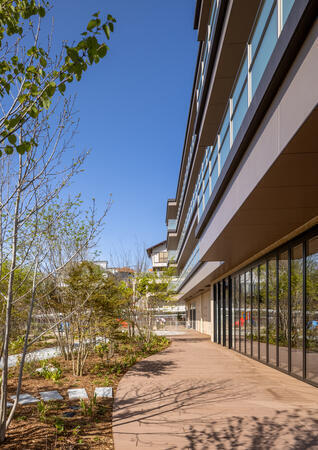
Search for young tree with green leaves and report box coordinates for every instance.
[0,1,116,441]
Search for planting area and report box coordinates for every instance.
[2,334,170,449]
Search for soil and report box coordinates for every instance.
[2,337,170,449]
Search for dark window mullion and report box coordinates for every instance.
[258,265,261,360]
[276,253,279,367]
[266,260,269,364]
[303,240,306,380]
[288,247,291,373]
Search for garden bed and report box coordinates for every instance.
[2,334,170,449]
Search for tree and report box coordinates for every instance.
[124,267,176,342]
[0,1,116,441]
[0,0,116,157]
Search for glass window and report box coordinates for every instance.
[251,4,278,97]
[268,258,277,365]
[306,236,318,384]
[291,244,303,377]
[252,267,259,359]
[219,127,230,171]
[278,251,289,371]
[259,263,267,362]
[225,281,229,346]
[234,276,240,350]
[219,283,223,345]
[240,274,246,354]
[246,271,252,356]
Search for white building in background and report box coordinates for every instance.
[146,241,168,272]
[146,241,186,325]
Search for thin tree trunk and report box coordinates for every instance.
[0,156,22,442]
[6,260,38,428]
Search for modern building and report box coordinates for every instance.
[166,0,318,387]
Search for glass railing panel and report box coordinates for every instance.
[167,219,177,231]
[211,161,218,192]
[251,3,278,97]
[219,105,230,146]
[282,0,295,26]
[219,126,230,171]
[232,54,248,110]
[232,82,248,141]
[251,0,276,61]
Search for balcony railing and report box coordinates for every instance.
[173,245,200,292]
[196,0,220,105]
[167,219,177,232]
[173,0,296,266]
[175,134,197,226]
[195,0,295,222]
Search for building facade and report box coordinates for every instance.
[166,0,318,387]
[146,241,169,272]
[147,241,187,324]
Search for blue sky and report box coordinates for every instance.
[49,1,198,264]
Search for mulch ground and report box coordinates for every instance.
[2,338,170,449]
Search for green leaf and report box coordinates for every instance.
[40,56,47,68]
[87,19,97,32]
[4,145,13,155]
[38,6,46,18]
[18,94,27,104]
[28,105,39,119]
[8,134,17,145]
[109,23,114,32]
[58,83,66,95]
[103,24,110,39]
[97,44,107,58]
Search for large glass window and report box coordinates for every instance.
[278,251,289,371]
[240,274,246,354]
[306,236,318,384]
[234,276,240,350]
[291,244,303,377]
[219,283,223,345]
[225,280,229,346]
[268,258,277,365]
[252,267,259,359]
[246,271,252,356]
[259,263,267,362]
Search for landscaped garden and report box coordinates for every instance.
[2,333,170,449]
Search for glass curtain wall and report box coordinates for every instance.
[306,236,318,384]
[278,251,289,370]
[213,227,318,387]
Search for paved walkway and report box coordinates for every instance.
[113,330,318,449]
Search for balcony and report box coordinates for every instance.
[175,0,296,251]
[196,0,220,106]
[173,245,200,292]
[167,219,177,232]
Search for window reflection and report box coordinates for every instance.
[306,237,318,383]
[291,244,303,376]
[268,258,277,365]
[246,271,252,356]
[252,267,259,359]
[278,251,289,371]
[259,263,267,362]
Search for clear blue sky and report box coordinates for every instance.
[50,0,198,263]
